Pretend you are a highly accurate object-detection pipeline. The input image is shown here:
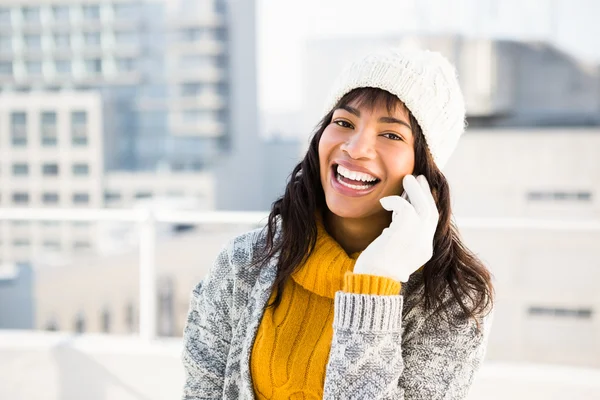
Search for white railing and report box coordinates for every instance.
[1,207,600,341]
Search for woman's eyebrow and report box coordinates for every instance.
[338,105,412,131]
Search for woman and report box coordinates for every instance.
[182,48,494,399]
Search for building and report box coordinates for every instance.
[303,36,600,133]
[0,92,104,268]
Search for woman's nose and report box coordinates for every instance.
[340,129,376,160]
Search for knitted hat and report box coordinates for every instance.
[323,48,466,169]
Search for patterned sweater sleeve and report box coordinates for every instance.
[323,288,492,399]
[181,245,234,399]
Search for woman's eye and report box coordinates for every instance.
[382,132,403,141]
[334,120,353,128]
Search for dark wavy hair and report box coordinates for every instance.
[257,87,494,327]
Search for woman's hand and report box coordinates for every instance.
[354,175,439,282]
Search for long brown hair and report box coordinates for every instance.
[257,88,494,326]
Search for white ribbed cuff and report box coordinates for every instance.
[333,291,403,332]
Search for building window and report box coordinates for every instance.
[71,111,88,146]
[26,61,42,76]
[45,318,59,331]
[84,32,101,46]
[182,109,213,123]
[528,306,593,319]
[43,240,61,250]
[114,30,138,47]
[41,111,58,146]
[53,34,70,49]
[42,192,59,204]
[179,55,214,70]
[72,163,89,176]
[74,312,86,333]
[180,82,205,97]
[125,302,136,333]
[11,112,27,146]
[0,8,11,24]
[42,163,59,176]
[527,191,593,202]
[12,163,29,176]
[55,60,71,76]
[180,28,202,42]
[73,193,90,204]
[24,34,42,50]
[52,5,70,22]
[115,57,135,72]
[101,308,111,333]
[0,62,12,76]
[13,239,30,248]
[73,240,91,250]
[22,7,41,23]
[82,5,100,20]
[104,191,121,203]
[12,192,29,205]
[134,192,152,199]
[85,58,102,75]
[114,3,137,19]
[0,36,12,52]
[41,221,61,227]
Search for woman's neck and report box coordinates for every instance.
[323,209,391,255]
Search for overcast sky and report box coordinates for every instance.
[256,0,599,113]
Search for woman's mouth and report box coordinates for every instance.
[331,164,381,196]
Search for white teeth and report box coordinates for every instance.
[336,174,372,190]
[336,165,378,182]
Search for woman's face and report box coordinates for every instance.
[319,98,415,220]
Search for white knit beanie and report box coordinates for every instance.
[323,48,466,169]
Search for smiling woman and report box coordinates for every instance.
[182,48,494,400]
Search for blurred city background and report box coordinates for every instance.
[0,0,599,399]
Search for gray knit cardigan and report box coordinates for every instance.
[181,227,493,399]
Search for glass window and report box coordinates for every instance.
[12,192,29,204]
[116,57,135,72]
[0,36,12,52]
[182,109,213,123]
[24,34,42,50]
[104,192,121,204]
[82,5,100,20]
[12,163,29,176]
[180,83,204,97]
[114,3,137,19]
[179,55,213,69]
[125,302,136,332]
[85,58,102,75]
[72,193,90,204]
[13,239,30,248]
[0,62,12,75]
[73,240,91,249]
[84,32,101,46]
[72,163,89,176]
[114,31,138,47]
[42,193,59,204]
[43,240,61,250]
[101,308,111,333]
[42,163,59,176]
[22,6,40,23]
[134,192,152,199]
[180,28,202,42]
[55,60,71,76]
[54,34,70,49]
[0,8,11,24]
[71,111,88,146]
[41,111,57,146]
[74,312,86,333]
[11,112,27,146]
[52,5,70,22]
[26,61,42,76]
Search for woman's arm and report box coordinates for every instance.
[323,291,491,400]
[181,246,234,399]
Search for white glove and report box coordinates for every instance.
[353,175,439,283]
